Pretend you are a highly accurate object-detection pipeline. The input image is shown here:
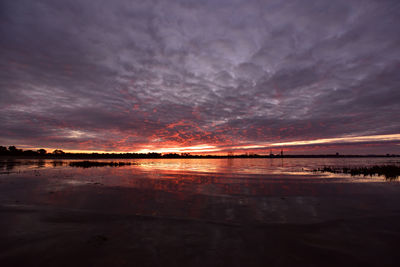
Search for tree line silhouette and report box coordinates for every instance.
[0,145,398,159]
[0,146,162,158]
[0,146,58,156]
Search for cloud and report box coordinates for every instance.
[0,0,399,153]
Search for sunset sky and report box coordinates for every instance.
[1,0,399,154]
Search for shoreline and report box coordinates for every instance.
[1,155,400,160]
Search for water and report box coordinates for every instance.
[1,157,399,175]
[2,157,400,267]
[1,158,399,192]
[0,157,399,224]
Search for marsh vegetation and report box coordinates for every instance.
[314,165,400,180]
[69,161,135,168]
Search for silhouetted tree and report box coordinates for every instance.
[37,149,47,155]
[8,146,23,155]
[52,149,65,155]
[163,153,180,158]
[146,152,162,158]
[23,150,37,156]
[0,146,7,154]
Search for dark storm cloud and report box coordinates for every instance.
[1,0,399,152]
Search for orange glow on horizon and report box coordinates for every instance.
[233,134,400,150]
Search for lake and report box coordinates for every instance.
[1,158,400,266]
[2,157,400,180]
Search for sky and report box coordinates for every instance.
[1,0,400,154]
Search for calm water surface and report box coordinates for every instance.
[1,157,399,178]
[0,158,399,196]
[1,158,400,224]
[2,158,400,267]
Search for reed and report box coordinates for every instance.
[69,161,134,168]
[314,165,400,180]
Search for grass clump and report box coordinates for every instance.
[314,165,400,180]
[69,161,134,168]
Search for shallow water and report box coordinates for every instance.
[1,158,399,195]
[0,158,399,222]
[1,158,400,266]
[1,157,399,175]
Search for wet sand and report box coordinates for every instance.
[1,167,400,266]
